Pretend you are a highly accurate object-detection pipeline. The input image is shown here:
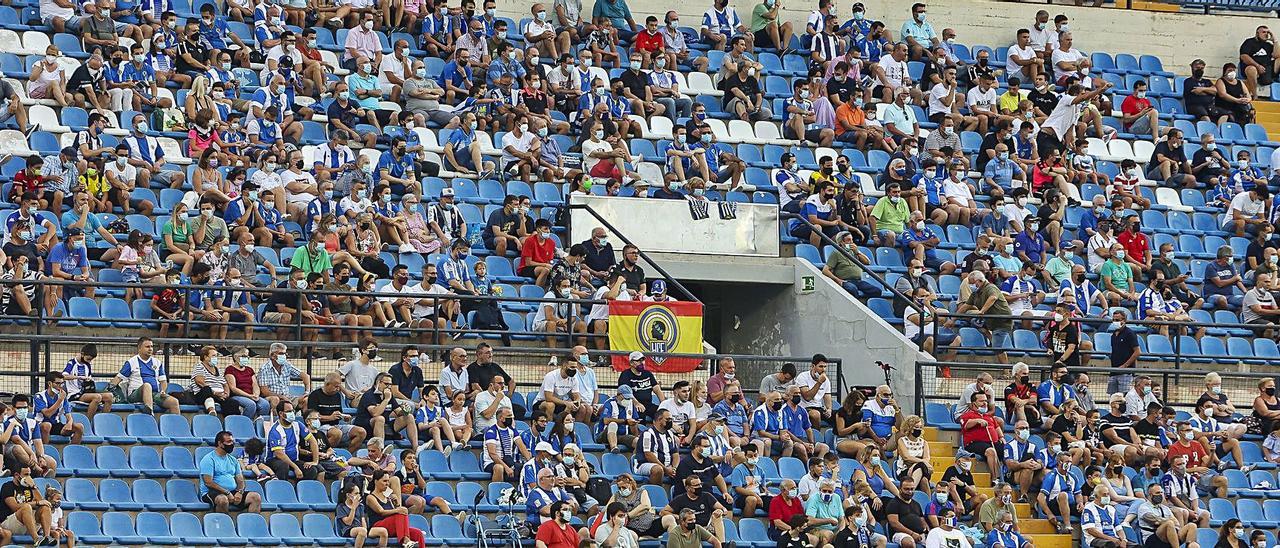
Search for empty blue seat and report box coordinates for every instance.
[165,479,207,511]
[203,513,248,546]
[137,511,180,544]
[129,445,169,478]
[69,512,111,545]
[171,512,216,545]
[265,480,308,511]
[127,414,168,444]
[303,514,347,546]
[101,479,144,511]
[237,513,282,546]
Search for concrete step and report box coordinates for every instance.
[928,441,955,456]
[1019,519,1058,534]
[1024,533,1076,548]
[1014,503,1032,519]
[924,426,942,442]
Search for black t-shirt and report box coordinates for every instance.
[607,262,645,291]
[617,69,649,99]
[827,77,859,105]
[674,456,722,497]
[668,491,718,526]
[1099,412,1134,445]
[1241,37,1274,70]
[976,133,1014,172]
[1183,77,1216,108]
[267,281,302,313]
[831,527,873,548]
[618,368,658,406]
[2,241,38,267]
[0,481,33,525]
[1132,417,1161,446]
[67,66,103,94]
[1151,141,1187,170]
[483,208,521,244]
[1028,89,1058,116]
[468,361,512,392]
[1191,149,1227,183]
[1246,239,1276,269]
[1048,322,1080,366]
[720,74,761,108]
[1051,414,1078,448]
[306,388,344,425]
[1109,326,1139,369]
[884,496,926,535]
[354,388,397,424]
[177,38,210,74]
[940,466,974,505]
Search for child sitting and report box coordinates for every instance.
[1108,159,1151,209]
[241,437,275,480]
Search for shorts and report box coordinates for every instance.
[922,255,948,272]
[262,311,290,325]
[928,112,950,125]
[200,491,252,510]
[635,462,663,476]
[737,492,773,510]
[517,265,539,278]
[41,14,81,31]
[111,385,146,403]
[0,514,26,535]
[783,126,828,143]
[151,170,181,185]
[753,28,776,49]
[989,329,1013,350]
[319,423,358,445]
[965,441,1002,458]
[452,149,476,171]
[1257,65,1275,87]
[45,420,68,436]
[0,98,13,124]
[1128,115,1153,135]
[892,532,919,545]
[588,160,621,182]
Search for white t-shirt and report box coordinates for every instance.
[105,160,138,185]
[378,54,411,87]
[1087,233,1117,271]
[797,473,823,498]
[658,397,696,431]
[500,131,537,165]
[266,44,304,67]
[410,282,449,318]
[338,196,372,216]
[927,83,954,117]
[1051,47,1086,82]
[531,289,579,328]
[942,178,975,205]
[966,86,998,113]
[924,527,973,548]
[251,169,283,192]
[337,359,379,394]
[281,170,318,204]
[1001,203,1031,227]
[1006,44,1039,75]
[1028,26,1055,51]
[377,281,415,303]
[879,55,909,88]
[1042,94,1083,139]
[586,283,631,323]
[582,138,612,170]
[1229,192,1264,223]
[472,390,512,431]
[523,20,555,45]
[40,0,73,19]
[793,370,831,409]
[535,369,577,403]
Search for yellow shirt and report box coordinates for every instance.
[997,91,1022,114]
[81,171,108,197]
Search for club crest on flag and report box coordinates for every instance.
[637,305,679,363]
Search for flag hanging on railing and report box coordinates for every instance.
[608,300,705,373]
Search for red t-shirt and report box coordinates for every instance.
[1116,230,1149,263]
[534,520,580,548]
[957,408,1003,446]
[768,494,804,528]
[1166,440,1210,468]
[519,234,556,271]
[633,30,665,53]
[1120,95,1152,129]
[226,365,256,394]
[12,169,43,197]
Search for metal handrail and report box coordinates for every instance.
[567,202,701,303]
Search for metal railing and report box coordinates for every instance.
[566,202,699,303]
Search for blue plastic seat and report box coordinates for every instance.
[63,445,104,477]
[163,446,199,478]
[297,479,336,511]
[129,445,170,478]
[98,445,139,477]
[267,514,310,546]
[67,478,106,511]
[419,449,459,480]
[137,511,180,544]
[127,414,168,444]
[172,512,216,545]
[69,512,110,545]
[448,450,489,480]
[432,513,471,545]
[159,414,200,445]
[101,479,144,511]
[303,514,347,546]
[165,479,207,511]
[238,513,282,546]
[204,513,248,546]
[265,480,308,511]
[133,479,177,512]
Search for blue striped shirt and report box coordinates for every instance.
[124,135,165,165]
[32,389,70,423]
[266,420,312,460]
[482,425,518,469]
[635,427,678,468]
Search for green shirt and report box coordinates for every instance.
[290,245,332,275]
[1099,259,1131,293]
[869,197,911,233]
[750,3,772,32]
[1044,256,1073,284]
[665,525,713,548]
[967,281,1012,330]
[825,248,865,281]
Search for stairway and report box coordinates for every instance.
[924,427,1075,548]
[1255,100,1280,142]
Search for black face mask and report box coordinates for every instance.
[1268,387,1276,396]
[911,428,923,437]
[427,275,438,285]
[293,160,304,170]
[1019,375,1030,385]
[1074,274,1085,283]
[771,401,784,411]
[500,417,513,427]
[1192,69,1205,79]
[565,368,577,377]
[790,395,802,405]
[729,394,741,403]
[366,349,378,359]
[221,441,235,452]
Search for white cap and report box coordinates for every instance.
[628,351,645,361]
[535,441,558,455]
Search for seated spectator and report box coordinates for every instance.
[258,341,311,408]
[1038,453,1083,534]
[482,407,530,483]
[535,500,581,547]
[265,399,320,480]
[199,430,264,513]
[108,337,180,415]
[354,373,416,448]
[335,483,390,548]
[183,346,230,415]
[0,464,51,545]
[364,470,428,548]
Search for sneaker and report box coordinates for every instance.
[442,444,453,457]
[247,348,261,358]
[1242,464,1258,474]
[403,541,419,548]
[140,405,154,415]
[455,511,468,524]
[452,442,465,452]
[331,350,345,360]
[400,243,417,253]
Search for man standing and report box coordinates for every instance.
[199,430,263,513]
[1107,310,1142,394]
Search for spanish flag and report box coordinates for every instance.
[608,301,705,373]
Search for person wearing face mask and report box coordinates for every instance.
[1183,58,1228,124]
[263,399,321,480]
[596,384,642,452]
[721,59,771,123]
[198,430,265,518]
[882,476,928,548]
[784,79,834,147]
[1080,486,1125,548]
[673,434,733,506]
[1035,453,1083,535]
[1216,61,1257,126]
[1161,454,1213,528]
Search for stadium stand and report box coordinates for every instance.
[1,0,1280,546]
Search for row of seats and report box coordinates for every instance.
[67,511,474,546]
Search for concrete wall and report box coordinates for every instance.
[495,0,1264,78]
[703,259,925,414]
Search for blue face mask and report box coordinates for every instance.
[700,133,712,143]
[408,356,419,367]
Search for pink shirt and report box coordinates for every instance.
[344,28,380,61]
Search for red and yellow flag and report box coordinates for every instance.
[608,301,704,373]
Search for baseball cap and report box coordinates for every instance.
[441,188,455,197]
[955,449,976,460]
[618,385,634,398]
[628,351,645,361]
[1060,241,1075,250]
[534,441,558,455]
[65,227,83,238]
[650,279,667,295]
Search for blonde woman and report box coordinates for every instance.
[606,474,664,538]
[895,415,932,487]
[1200,372,1249,440]
[851,443,899,502]
[846,480,890,547]
[689,380,712,434]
